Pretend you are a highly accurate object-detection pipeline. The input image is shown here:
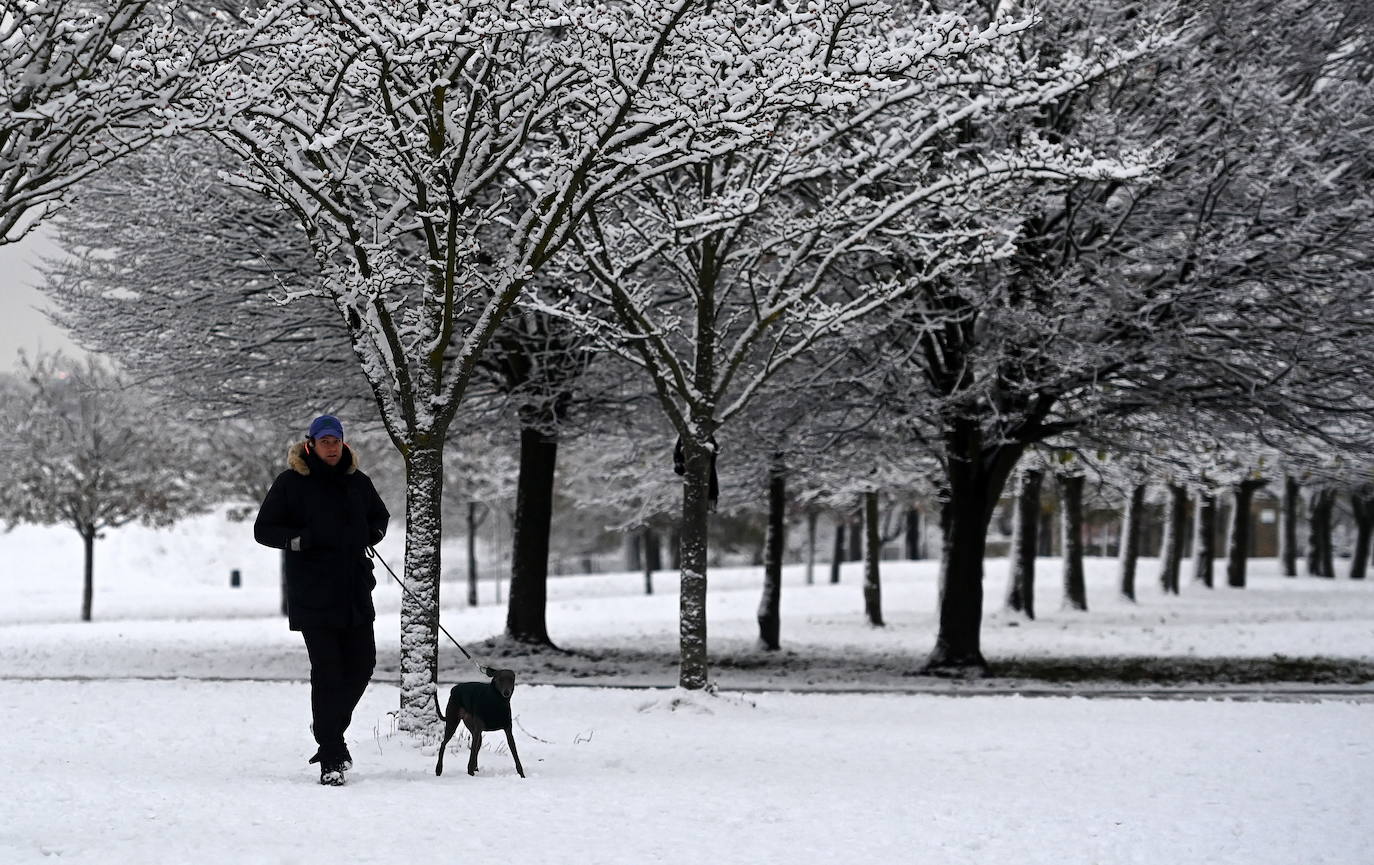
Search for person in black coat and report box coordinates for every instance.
[254,414,390,785]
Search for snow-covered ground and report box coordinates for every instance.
[2,510,1372,864]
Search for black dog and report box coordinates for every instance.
[434,668,526,778]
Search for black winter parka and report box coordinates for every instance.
[254,441,390,631]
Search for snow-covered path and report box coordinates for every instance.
[2,679,1369,865]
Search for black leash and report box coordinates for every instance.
[367,546,487,676]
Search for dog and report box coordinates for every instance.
[434,667,526,778]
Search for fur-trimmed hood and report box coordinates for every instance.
[287,441,360,476]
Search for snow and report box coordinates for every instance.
[2,509,1372,864]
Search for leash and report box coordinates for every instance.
[367,546,487,676]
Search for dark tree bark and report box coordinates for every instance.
[677,432,715,689]
[1226,479,1266,589]
[1159,484,1187,595]
[804,508,818,585]
[904,507,923,559]
[757,457,786,650]
[1060,474,1087,611]
[1351,491,1373,581]
[643,525,661,596]
[1038,504,1056,556]
[863,490,884,627]
[1118,483,1147,602]
[1005,469,1043,619]
[1308,488,1336,578]
[505,425,559,645]
[921,417,1025,674]
[1193,490,1216,588]
[467,501,480,607]
[80,525,96,622]
[830,518,845,584]
[847,510,863,563]
[1280,474,1299,577]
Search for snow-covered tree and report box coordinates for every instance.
[563,3,1164,688]
[168,0,942,721]
[0,1,235,242]
[0,352,209,620]
[44,136,370,420]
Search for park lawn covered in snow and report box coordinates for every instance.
[2,510,1372,863]
[2,679,1370,865]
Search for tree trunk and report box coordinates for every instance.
[1159,484,1187,595]
[1005,469,1042,620]
[466,502,479,607]
[1350,492,1373,581]
[829,518,844,584]
[80,525,96,622]
[1193,490,1216,588]
[505,425,559,645]
[1038,502,1056,556]
[1280,474,1299,577]
[668,524,681,571]
[757,456,786,649]
[399,440,444,732]
[678,433,714,690]
[1308,488,1335,578]
[904,507,923,559]
[624,531,642,572]
[1060,474,1087,611]
[863,490,884,627]
[804,509,817,585]
[847,510,863,563]
[1118,483,1146,602]
[1226,479,1265,588]
[922,420,1023,674]
[643,525,660,596]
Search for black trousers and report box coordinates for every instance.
[300,623,376,761]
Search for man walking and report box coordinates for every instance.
[254,415,390,785]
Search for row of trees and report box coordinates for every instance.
[3,0,1371,728]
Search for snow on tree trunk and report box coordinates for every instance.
[863,490,884,628]
[505,425,558,646]
[1350,492,1373,581]
[1280,474,1300,577]
[1226,479,1265,588]
[757,456,786,650]
[678,434,714,690]
[1193,491,1217,588]
[398,441,444,733]
[1060,474,1088,611]
[1005,469,1043,619]
[1159,484,1187,595]
[1118,483,1146,602]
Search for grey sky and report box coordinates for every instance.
[0,228,83,372]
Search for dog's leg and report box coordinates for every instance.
[503,726,526,778]
[435,703,461,776]
[465,719,483,776]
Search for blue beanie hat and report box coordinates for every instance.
[308,414,344,440]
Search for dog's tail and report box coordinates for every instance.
[433,686,446,722]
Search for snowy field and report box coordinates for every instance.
[2,510,1373,864]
